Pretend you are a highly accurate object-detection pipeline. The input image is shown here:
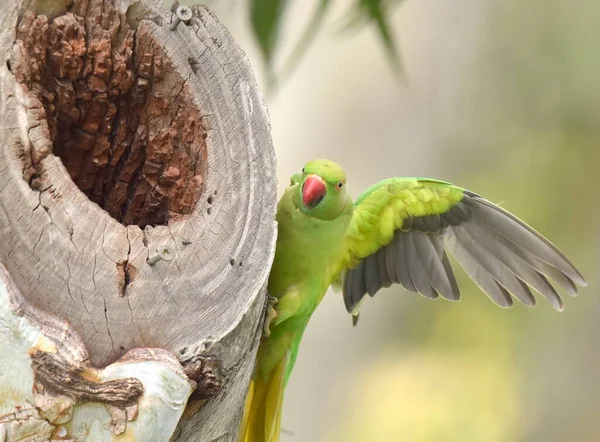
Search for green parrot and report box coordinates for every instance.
[238,159,586,442]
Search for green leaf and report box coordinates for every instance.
[279,0,333,82]
[358,0,403,73]
[249,0,406,90]
[251,0,288,66]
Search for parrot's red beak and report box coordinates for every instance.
[302,175,327,208]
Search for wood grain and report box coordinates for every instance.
[0,0,277,440]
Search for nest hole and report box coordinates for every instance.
[14,5,208,228]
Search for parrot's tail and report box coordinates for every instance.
[238,353,288,442]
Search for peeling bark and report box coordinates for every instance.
[0,0,277,440]
[0,261,196,440]
[30,351,144,406]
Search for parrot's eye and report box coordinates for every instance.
[302,167,305,173]
[337,182,343,189]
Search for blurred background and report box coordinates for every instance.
[177,0,599,440]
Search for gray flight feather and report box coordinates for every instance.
[441,250,461,301]
[343,269,354,312]
[377,248,393,289]
[341,192,586,317]
[465,217,565,309]
[395,233,418,293]
[451,225,537,307]
[414,233,458,301]
[466,193,585,285]
[406,232,438,299]
[365,253,380,296]
[352,260,367,308]
[384,236,400,285]
[446,232,514,308]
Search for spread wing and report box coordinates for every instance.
[334,178,586,318]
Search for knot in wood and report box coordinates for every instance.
[182,355,223,401]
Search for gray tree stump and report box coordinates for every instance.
[0,0,277,440]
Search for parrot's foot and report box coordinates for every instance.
[263,295,278,338]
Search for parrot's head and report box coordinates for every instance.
[292,159,351,220]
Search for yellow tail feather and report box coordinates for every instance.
[238,353,288,442]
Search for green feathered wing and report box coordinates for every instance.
[333,178,587,316]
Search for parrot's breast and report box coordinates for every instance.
[268,188,352,299]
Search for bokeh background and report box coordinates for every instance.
[178,0,599,440]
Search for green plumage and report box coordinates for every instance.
[239,159,586,442]
[257,160,353,385]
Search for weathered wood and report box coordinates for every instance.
[0,0,277,440]
[0,263,195,440]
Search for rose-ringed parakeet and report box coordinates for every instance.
[238,159,586,442]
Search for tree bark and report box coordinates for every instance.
[0,0,277,440]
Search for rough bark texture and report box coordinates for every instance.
[0,0,277,440]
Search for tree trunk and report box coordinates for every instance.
[0,0,277,440]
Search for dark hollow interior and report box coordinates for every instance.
[15,4,207,227]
